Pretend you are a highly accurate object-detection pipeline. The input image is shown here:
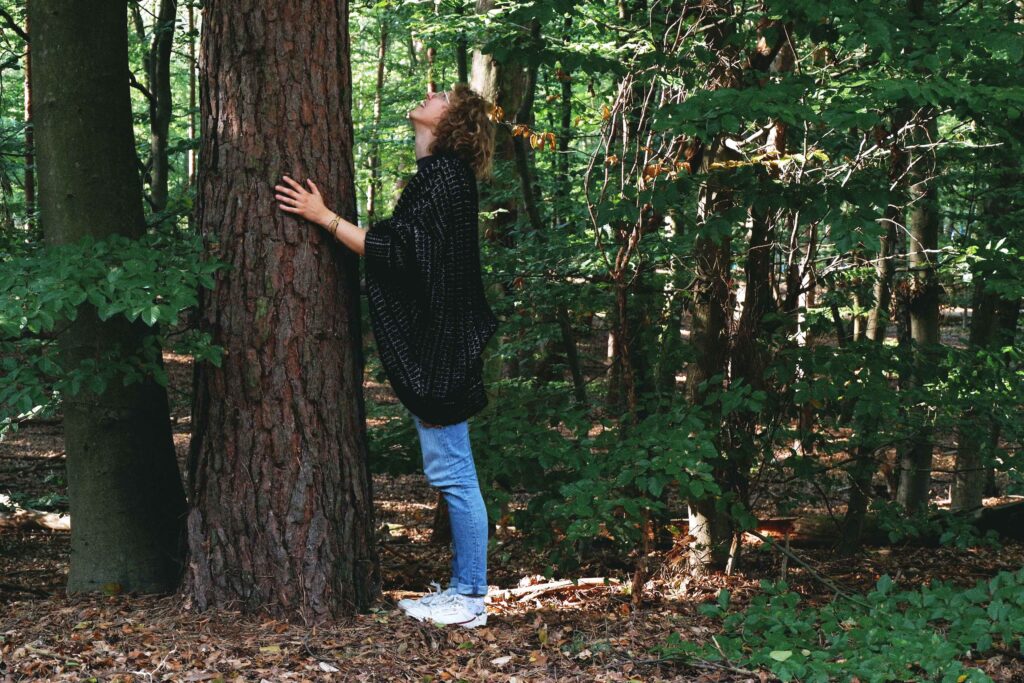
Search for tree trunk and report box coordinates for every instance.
[840,110,909,555]
[367,18,388,227]
[470,0,527,384]
[148,0,177,212]
[23,11,35,237]
[184,0,379,621]
[686,169,734,572]
[896,112,941,514]
[866,110,908,344]
[188,2,197,195]
[952,151,1022,512]
[685,2,751,575]
[29,0,187,594]
[454,1,468,83]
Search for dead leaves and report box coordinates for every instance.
[510,125,557,151]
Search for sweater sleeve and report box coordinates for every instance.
[363,216,414,272]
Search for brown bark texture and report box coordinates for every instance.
[29,0,187,594]
[184,0,379,620]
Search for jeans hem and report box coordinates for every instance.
[455,583,489,597]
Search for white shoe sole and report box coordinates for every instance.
[405,609,488,628]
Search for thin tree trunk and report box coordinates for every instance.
[952,150,1022,512]
[184,0,378,620]
[367,18,388,227]
[897,111,941,514]
[23,12,35,236]
[470,0,527,383]
[29,0,187,594]
[455,1,468,83]
[188,2,197,195]
[840,110,909,554]
[510,18,544,236]
[556,15,573,231]
[149,0,177,212]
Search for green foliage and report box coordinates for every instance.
[465,380,723,571]
[868,500,1003,550]
[0,230,228,440]
[2,489,68,513]
[658,568,1024,682]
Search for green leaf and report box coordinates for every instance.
[142,305,160,326]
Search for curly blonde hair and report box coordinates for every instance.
[428,82,496,182]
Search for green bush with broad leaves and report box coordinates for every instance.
[0,230,229,440]
[656,567,1024,682]
[442,379,733,574]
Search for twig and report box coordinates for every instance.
[487,577,622,603]
[744,528,871,608]
[25,644,76,663]
[0,581,50,597]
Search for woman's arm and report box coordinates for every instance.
[274,175,366,256]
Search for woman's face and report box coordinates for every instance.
[408,88,451,131]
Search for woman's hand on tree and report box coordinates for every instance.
[275,175,332,225]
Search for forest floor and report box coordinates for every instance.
[3,312,1024,682]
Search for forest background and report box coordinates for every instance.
[1,0,1023,681]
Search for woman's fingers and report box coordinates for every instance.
[274,184,302,199]
[276,176,323,221]
[281,175,304,192]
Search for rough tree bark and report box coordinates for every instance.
[29,0,187,594]
[184,0,379,620]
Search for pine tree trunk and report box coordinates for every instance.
[29,0,187,594]
[184,0,379,620]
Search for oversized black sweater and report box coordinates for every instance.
[362,151,500,425]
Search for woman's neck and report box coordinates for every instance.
[414,127,437,160]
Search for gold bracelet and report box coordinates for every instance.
[326,213,342,239]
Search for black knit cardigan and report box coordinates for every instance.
[362,151,500,425]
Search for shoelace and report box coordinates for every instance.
[421,581,454,602]
[426,593,465,610]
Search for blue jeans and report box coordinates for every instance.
[410,410,488,596]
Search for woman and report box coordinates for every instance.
[273,83,499,629]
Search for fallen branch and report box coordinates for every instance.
[0,581,51,597]
[488,577,622,603]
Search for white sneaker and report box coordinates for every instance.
[397,581,456,612]
[402,592,488,628]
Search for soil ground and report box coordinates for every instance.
[2,311,1023,682]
